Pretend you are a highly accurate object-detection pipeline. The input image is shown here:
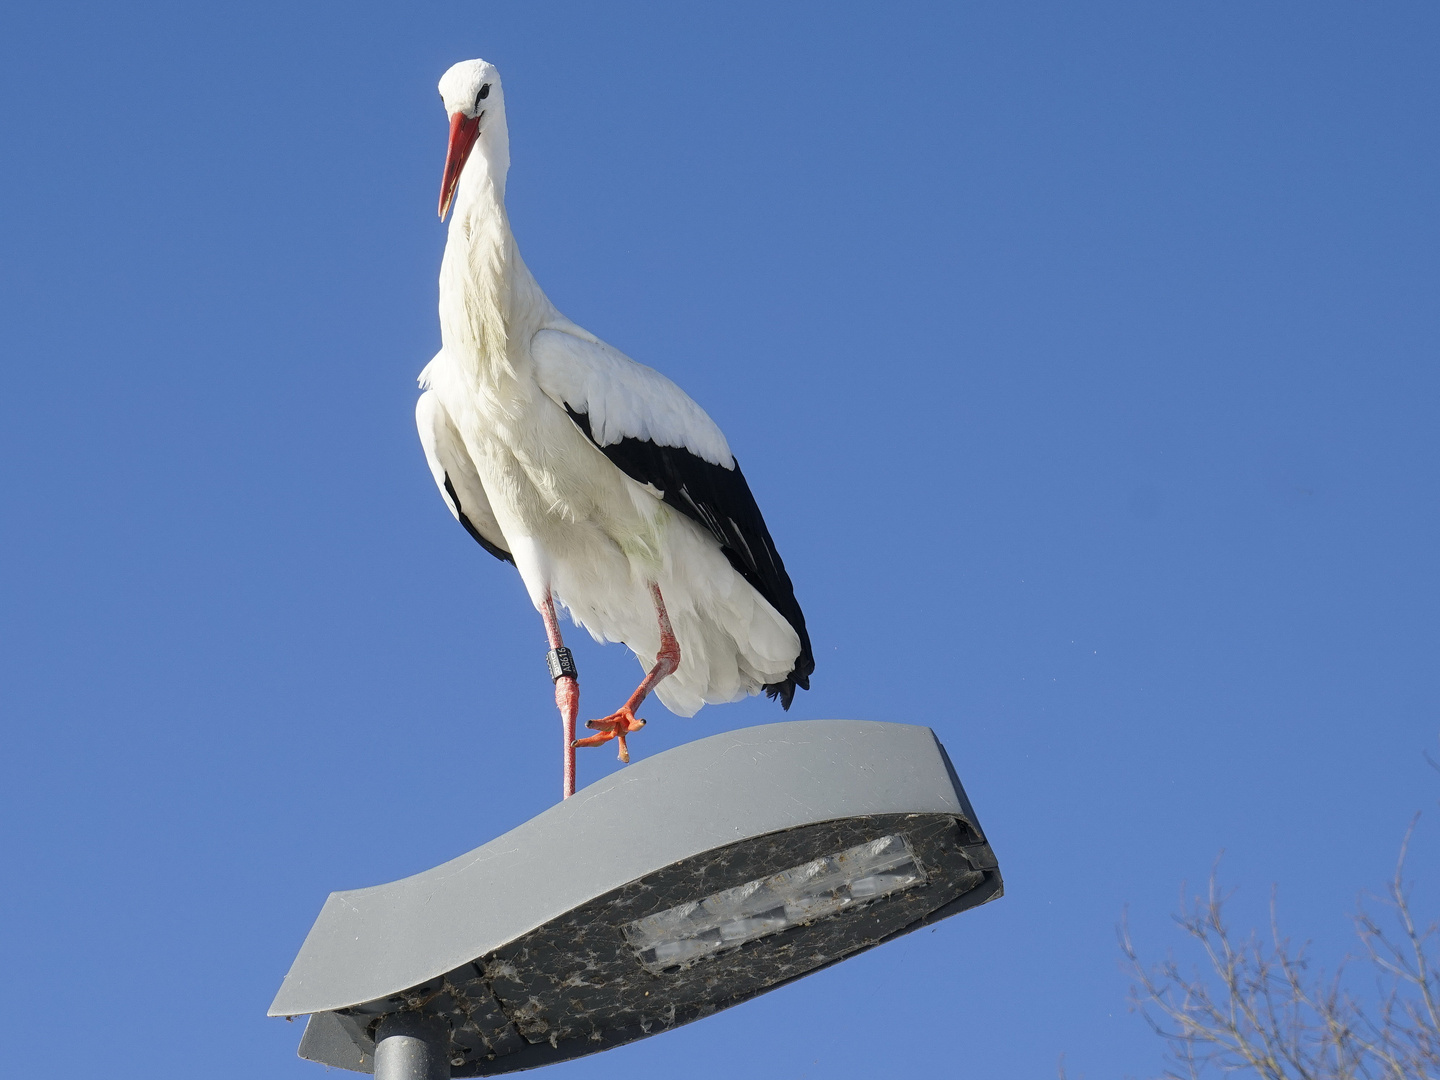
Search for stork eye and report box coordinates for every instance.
[476,83,491,105]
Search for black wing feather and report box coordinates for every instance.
[443,474,514,565]
[565,408,813,707]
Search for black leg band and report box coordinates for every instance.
[546,646,578,682]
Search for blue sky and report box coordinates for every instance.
[2,3,1437,1077]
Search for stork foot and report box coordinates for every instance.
[572,707,646,763]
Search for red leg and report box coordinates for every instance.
[540,594,578,799]
[573,583,680,763]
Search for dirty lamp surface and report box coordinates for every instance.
[271,720,1002,1076]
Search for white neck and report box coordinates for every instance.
[437,115,551,380]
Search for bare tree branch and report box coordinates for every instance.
[1122,823,1438,1080]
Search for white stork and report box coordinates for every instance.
[416,58,813,797]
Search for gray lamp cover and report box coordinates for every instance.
[270,719,1002,1075]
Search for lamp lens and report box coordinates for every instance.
[624,834,926,971]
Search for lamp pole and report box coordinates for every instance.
[374,1013,449,1080]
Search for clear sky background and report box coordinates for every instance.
[2,3,1437,1078]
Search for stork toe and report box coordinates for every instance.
[572,707,646,762]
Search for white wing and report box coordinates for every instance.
[530,328,734,469]
[415,388,512,563]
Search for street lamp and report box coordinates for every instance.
[271,719,1002,1077]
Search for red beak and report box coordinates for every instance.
[439,111,482,220]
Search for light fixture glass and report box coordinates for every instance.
[624,833,926,971]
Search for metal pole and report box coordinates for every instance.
[374,1012,449,1080]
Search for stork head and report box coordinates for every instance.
[437,58,506,220]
